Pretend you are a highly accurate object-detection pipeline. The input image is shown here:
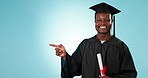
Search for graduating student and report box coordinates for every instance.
[50,2,137,78]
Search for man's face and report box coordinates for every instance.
[95,13,112,34]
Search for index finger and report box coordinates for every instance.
[49,44,58,47]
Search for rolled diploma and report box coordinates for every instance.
[97,53,105,76]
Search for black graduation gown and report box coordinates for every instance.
[61,35,137,78]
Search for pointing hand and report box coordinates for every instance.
[49,44,66,60]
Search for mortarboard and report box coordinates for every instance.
[89,2,121,36]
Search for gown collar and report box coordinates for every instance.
[88,35,122,47]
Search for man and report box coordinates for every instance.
[50,2,137,78]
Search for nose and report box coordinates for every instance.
[95,20,107,26]
[100,21,106,26]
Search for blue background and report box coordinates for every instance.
[0,0,147,78]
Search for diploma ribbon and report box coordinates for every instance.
[100,65,107,76]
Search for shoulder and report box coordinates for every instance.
[111,37,130,52]
[78,35,98,48]
[82,35,98,43]
[107,36,127,47]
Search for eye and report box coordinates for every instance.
[106,19,110,22]
[96,19,102,23]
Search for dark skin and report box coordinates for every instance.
[49,13,112,78]
[95,13,112,78]
[95,13,112,41]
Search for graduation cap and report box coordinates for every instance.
[89,2,121,36]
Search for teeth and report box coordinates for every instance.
[100,26,106,29]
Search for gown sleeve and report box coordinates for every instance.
[112,42,137,78]
[61,40,86,78]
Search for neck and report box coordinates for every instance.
[97,33,111,41]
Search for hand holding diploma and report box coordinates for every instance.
[97,53,111,78]
[49,44,66,60]
[97,53,105,76]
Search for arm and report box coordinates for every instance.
[61,42,83,78]
[113,43,137,78]
[50,40,84,78]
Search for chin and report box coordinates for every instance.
[98,31,109,34]
[99,32,107,34]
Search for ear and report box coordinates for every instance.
[111,16,114,22]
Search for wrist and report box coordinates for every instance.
[62,54,66,61]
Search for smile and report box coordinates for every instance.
[99,26,107,29]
